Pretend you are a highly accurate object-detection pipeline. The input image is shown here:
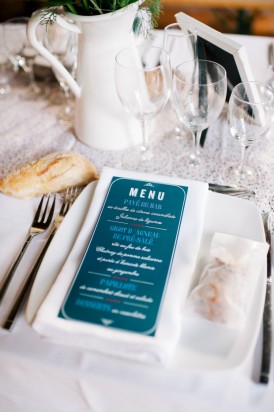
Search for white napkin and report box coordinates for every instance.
[0,194,51,322]
[32,167,208,364]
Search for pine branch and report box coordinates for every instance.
[43,0,162,35]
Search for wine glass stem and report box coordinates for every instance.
[238,144,247,174]
[140,118,149,153]
[193,130,201,158]
[61,83,71,113]
[21,62,39,93]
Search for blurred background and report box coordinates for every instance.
[0,0,274,36]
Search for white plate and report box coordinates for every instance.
[170,192,266,371]
[26,186,266,371]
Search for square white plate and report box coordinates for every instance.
[25,183,266,371]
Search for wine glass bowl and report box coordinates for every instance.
[173,59,227,172]
[3,17,42,95]
[0,25,14,95]
[164,23,197,70]
[225,81,274,185]
[115,45,172,172]
[44,21,78,121]
[163,23,197,145]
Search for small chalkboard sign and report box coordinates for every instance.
[176,12,255,99]
[176,12,255,146]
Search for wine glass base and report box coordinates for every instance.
[122,144,171,174]
[0,84,11,95]
[223,163,260,186]
[161,127,192,156]
[167,125,183,140]
[57,107,74,123]
[173,153,202,179]
[19,81,47,100]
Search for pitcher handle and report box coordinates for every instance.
[27,9,81,98]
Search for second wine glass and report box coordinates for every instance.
[115,45,172,173]
[4,17,42,96]
[45,21,77,121]
[225,81,274,186]
[173,59,227,174]
[163,22,197,144]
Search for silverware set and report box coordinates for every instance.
[0,187,81,330]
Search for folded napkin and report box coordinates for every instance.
[32,167,208,364]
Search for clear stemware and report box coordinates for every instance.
[115,45,172,173]
[163,22,197,146]
[0,25,14,95]
[3,17,42,96]
[225,81,274,186]
[173,59,227,175]
[44,21,78,122]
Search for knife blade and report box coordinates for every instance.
[208,183,255,196]
[259,212,272,384]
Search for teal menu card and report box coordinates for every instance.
[59,177,188,336]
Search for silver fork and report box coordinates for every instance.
[32,187,80,257]
[2,187,81,330]
[0,195,56,303]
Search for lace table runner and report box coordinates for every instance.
[0,72,273,214]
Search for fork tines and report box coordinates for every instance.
[40,195,56,224]
[60,187,82,214]
[0,193,56,304]
[31,194,56,233]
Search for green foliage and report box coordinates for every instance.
[43,0,162,34]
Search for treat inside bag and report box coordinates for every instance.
[184,232,269,330]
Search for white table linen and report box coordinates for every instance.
[0,32,274,412]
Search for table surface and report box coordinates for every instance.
[0,32,274,412]
[1,32,274,213]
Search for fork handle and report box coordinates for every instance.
[2,228,57,330]
[0,234,35,303]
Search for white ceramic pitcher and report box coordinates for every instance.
[27,4,141,150]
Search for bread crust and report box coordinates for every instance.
[0,152,99,198]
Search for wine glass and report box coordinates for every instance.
[44,21,77,121]
[115,45,172,173]
[225,81,274,185]
[0,25,15,95]
[3,17,42,96]
[173,59,227,174]
[163,23,197,145]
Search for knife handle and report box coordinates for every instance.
[2,229,56,330]
[260,280,272,384]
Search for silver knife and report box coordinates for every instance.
[208,183,255,196]
[260,212,273,384]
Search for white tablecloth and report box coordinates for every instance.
[0,30,274,412]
